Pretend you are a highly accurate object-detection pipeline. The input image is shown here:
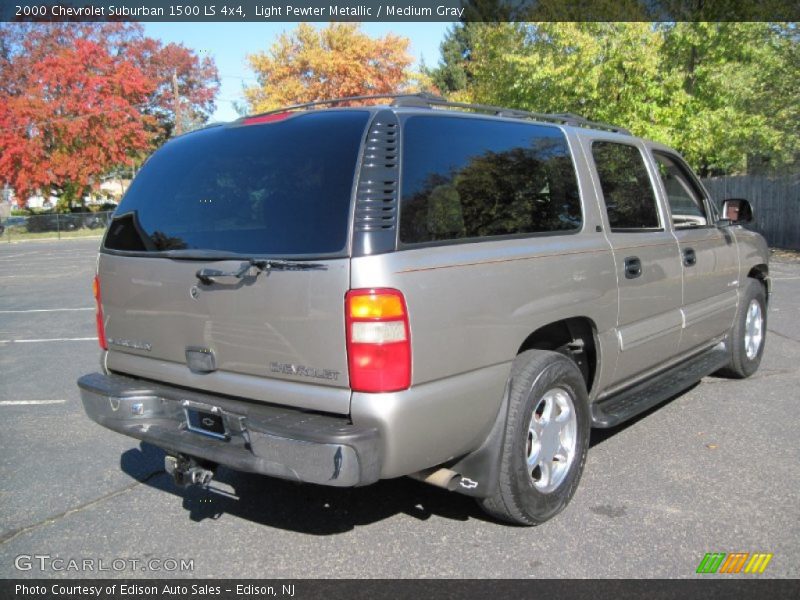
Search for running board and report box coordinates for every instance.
[591,343,730,428]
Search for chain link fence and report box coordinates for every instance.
[1,210,114,242]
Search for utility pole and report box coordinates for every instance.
[172,69,183,136]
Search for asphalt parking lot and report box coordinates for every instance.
[0,237,798,579]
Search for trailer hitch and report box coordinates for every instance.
[165,454,215,487]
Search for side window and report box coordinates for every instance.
[592,142,660,231]
[399,116,582,244]
[652,151,709,227]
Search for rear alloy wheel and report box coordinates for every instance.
[526,388,578,493]
[718,279,767,379]
[479,350,590,525]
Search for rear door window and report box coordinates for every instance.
[592,141,661,231]
[104,111,369,256]
[399,116,581,244]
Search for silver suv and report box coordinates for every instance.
[78,94,769,525]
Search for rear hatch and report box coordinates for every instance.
[98,111,371,414]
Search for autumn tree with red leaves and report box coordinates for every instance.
[244,23,414,112]
[0,23,219,209]
[130,36,218,141]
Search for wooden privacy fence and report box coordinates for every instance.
[701,174,800,250]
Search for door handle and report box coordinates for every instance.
[683,248,697,267]
[624,256,642,279]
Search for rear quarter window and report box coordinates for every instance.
[399,116,581,244]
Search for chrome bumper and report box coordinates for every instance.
[78,372,381,487]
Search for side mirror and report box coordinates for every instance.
[720,198,753,225]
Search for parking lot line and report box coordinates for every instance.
[0,274,75,280]
[0,337,98,343]
[0,400,67,406]
[0,307,93,314]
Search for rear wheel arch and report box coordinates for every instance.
[448,321,598,502]
[517,317,599,395]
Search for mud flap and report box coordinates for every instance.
[447,378,512,499]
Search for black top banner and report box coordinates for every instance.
[1,0,798,22]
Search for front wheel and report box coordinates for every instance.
[478,350,590,525]
[718,279,767,379]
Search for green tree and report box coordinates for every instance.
[425,23,477,96]
[658,22,798,175]
[469,24,669,136]
[459,22,798,176]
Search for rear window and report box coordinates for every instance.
[105,111,369,256]
[399,116,581,244]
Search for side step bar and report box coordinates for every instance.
[591,343,730,428]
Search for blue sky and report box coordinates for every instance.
[143,22,453,122]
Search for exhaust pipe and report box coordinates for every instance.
[165,455,215,487]
[408,467,461,490]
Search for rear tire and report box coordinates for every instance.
[718,279,767,379]
[478,350,590,525]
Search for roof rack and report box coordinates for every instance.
[241,93,632,135]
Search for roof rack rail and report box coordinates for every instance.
[397,94,632,134]
[241,93,631,135]
[238,94,423,119]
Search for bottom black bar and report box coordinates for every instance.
[2,579,799,600]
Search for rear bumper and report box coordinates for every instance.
[78,372,381,487]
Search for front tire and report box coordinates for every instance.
[478,350,590,525]
[718,279,767,379]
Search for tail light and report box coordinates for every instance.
[345,288,411,393]
[93,275,108,351]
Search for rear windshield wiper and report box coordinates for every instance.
[195,258,327,285]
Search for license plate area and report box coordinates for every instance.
[184,406,228,440]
